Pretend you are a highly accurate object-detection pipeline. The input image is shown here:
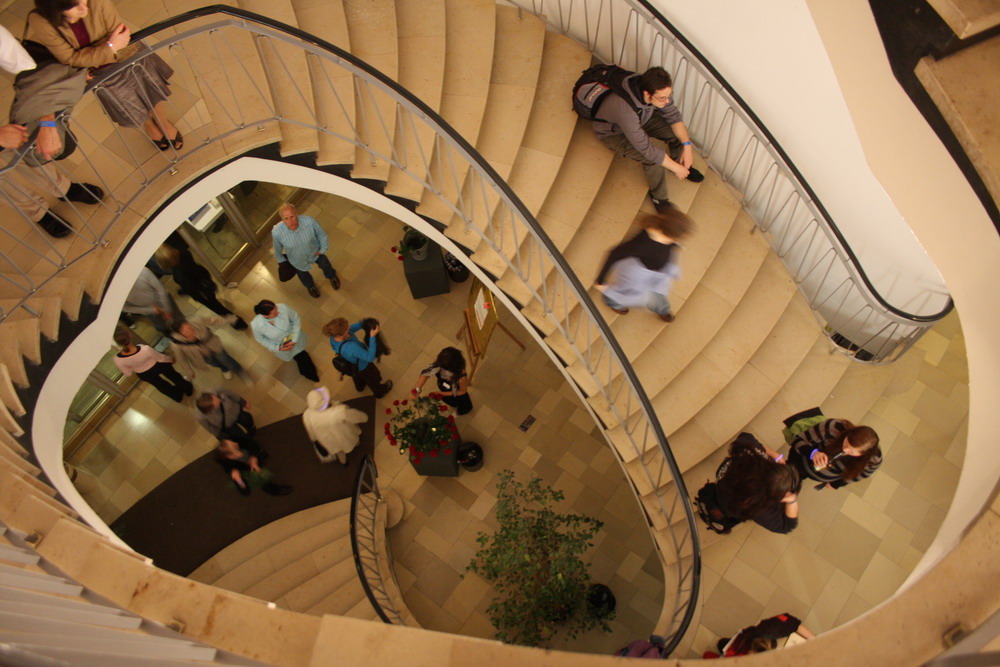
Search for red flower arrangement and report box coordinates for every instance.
[385,392,459,463]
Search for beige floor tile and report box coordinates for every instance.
[839,493,893,539]
[815,515,881,580]
[773,541,836,605]
[724,557,778,604]
[802,567,856,633]
[883,484,933,533]
[854,552,908,606]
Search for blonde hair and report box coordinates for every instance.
[322,317,349,338]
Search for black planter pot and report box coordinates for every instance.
[457,442,484,471]
[587,583,616,618]
[408,426,461,477]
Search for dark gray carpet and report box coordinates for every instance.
[110,396,375,576]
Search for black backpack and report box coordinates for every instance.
[571,63,640,120]
[694,481,743,535]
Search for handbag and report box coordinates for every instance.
[332,355,357,377]
[278,261,296,282]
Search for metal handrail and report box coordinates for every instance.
[0,7,700,650]
[506,0,953,363]
[349,455,405,625]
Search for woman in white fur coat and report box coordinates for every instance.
[302,387,368,464]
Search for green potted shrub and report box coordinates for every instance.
[467,470,614,646]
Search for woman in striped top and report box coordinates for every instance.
[788,418,882,489]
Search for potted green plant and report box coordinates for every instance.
[467,470,614,647]
[391,225,429,261]
[384,392,460,476]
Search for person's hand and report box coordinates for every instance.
[0,124,28,150]
[679,144,694,168]
[231,470,245,487]
[781,492,798,504]
[279,340,294,351]
[594,283,607,293]
[369,324,380,336]
[249,456,260,473]
[108,24,130,52]
[35,126,63,160]
[670,161,690,180]
[242,400,251,410]
[811,451,829,469]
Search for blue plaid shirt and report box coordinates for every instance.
[272,214,329,271]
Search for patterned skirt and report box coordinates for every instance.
[93,47,174,129]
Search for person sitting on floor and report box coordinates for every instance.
[215,438,291,497]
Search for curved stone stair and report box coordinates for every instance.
[0,0,922,651]
[188,499,412,624]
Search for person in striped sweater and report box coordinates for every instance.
[788,418,882,489]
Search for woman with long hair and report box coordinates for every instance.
[788,418,882,490]
[414,346,472,415]
[715,433,801,534]
[28,0,181,149]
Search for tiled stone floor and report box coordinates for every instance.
[67,189,967,656]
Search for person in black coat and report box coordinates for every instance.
[715,433,801,534]
[153,237,248,330]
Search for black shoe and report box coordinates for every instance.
[36,212,71,238]
[265,484,292,496]
[649,193,674,214]
[330,274,341,290]
[686,167,704,183]
[610,306,629,315]
[307,286,321,298]
[232,317,248,330]
[60,182,105,204]
[375,379,393,399]
[658,311,675,323]
[237,485,251,497]
[183,382,194,397]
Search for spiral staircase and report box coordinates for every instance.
[0,1,996,665]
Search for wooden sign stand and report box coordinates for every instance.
[457,278,524,382]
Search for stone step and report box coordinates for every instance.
[291,0,357,167]
[342,0,399,181]
[188,499,353,583]
[238,0,319,157]
[415,0,497,224]
[384,0,448,201]
[926,0,1000,38]
[442,6,546,261]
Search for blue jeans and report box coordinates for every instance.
[296,253,337,289]
[603,291,671,316]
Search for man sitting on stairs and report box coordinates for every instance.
[592,66,704,212]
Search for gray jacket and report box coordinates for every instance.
[196,388,246,438]
[591,74,683,165]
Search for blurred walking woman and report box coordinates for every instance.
[414,347,472,415]
[28,0,181,149]
[788,418,881,490]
